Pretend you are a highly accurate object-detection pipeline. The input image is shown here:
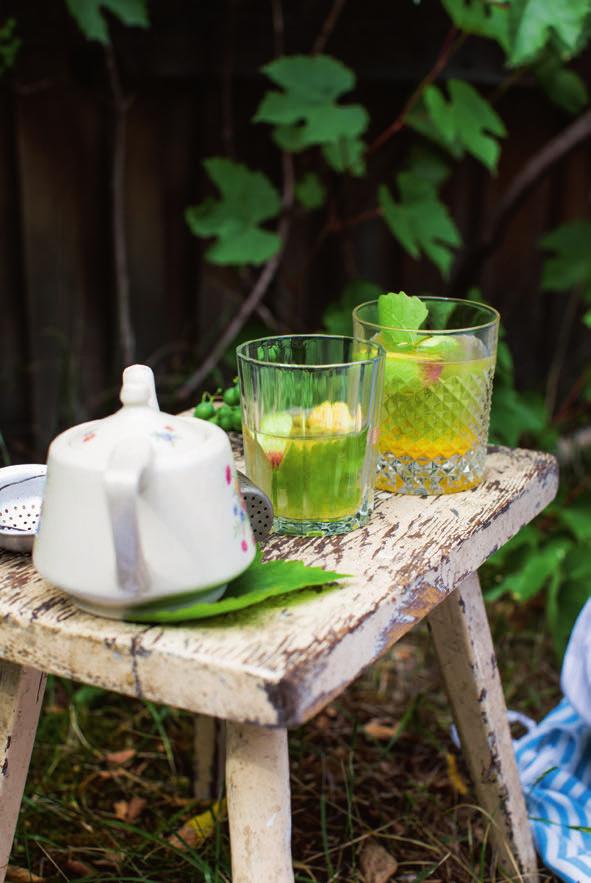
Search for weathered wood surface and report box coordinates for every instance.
[429,573,539,882]
[0,447,557,727]
[0,662,46,879]
[226,723,293,883]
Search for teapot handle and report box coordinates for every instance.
[104,436,153,596]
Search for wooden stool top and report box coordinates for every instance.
[0,446,557,727]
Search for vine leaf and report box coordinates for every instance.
[295,172,326,209]
[378,152,461,277]
[185,158,281,266]
[65,0,149,44]
[487,537,571,602]
[442,0,510,51]
[509,0,591,66]
[535,54,589,114]
[410,80,506,171]
[541,221,591,292]
[322,137,366,176]
[254,55,369,152]
[0,18,20,74]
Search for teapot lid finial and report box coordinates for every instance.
[121,365,159,411]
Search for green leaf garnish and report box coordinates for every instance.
[377,292,429,348]
[126,557,348,623]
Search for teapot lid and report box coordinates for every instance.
[51,365,222,466]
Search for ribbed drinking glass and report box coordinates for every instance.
[237,335,384,535]
[353,297,499,495]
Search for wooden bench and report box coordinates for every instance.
[0,445,558,881]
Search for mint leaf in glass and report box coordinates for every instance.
[377,291,428,348]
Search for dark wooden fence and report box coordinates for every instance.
[1,0,590,462]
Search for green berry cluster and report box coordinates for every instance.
[193,382,242,433]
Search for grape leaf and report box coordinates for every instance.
[541,221,591,291]
[0,18,20,74]
[584,309,591,328]
[535,54,589,114]
[413,80,506,171]
[442,0,510,51]
[489,387,549,446]
[65,0,149,44]
[322,137,366,176]
[557,498,591,541]
[547,545,591,657]
[185,158,281,266]
[509,0,591,66]
[379,154,461,277]
[486,537,571,602]
[254,55,369,151]
[295,172,326,209]
[128,558,348,623]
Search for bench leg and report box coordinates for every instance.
[193,714,225,801]
[0,661,46,881]
[226,722,294,883]
[428,572,538,882]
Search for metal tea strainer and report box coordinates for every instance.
[237,470,274,541]
[0,464,46,553]
[0,464,273,555]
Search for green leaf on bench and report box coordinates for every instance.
[126,557,349,623]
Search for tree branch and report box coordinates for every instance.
[448,107,591,295]
[312,0,347,54]
[105,45,135,368]
[368,26,460,156]
[271,0,284,56]
[175,153,295,401]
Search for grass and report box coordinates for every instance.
[10,598,561,882]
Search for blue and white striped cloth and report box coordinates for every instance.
[513,598,591,882]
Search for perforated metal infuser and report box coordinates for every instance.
[0,465,46,553]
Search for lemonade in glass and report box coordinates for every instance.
[237,335,384,535]
[353,294,499,495]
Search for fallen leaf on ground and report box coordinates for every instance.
[93,850,124,868]
[64,860,94,876]
[105,748,136,764]
[359,839,398,883]
[363,718,400,740]
[446,751,469,795]
[169,799,227,849]
[6,868,46,883]
[113,795,147,822]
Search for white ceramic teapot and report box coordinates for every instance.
[33,364,256,616]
